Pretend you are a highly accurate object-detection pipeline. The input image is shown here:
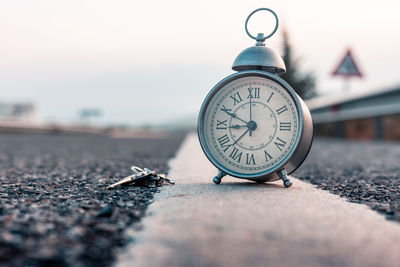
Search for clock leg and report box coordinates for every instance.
[213,170,226,184]
[278,169,292,188]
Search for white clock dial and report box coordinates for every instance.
[202,76,300,176]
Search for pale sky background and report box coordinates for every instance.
[1,0,400,126]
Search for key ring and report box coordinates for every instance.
[245,8,279,42]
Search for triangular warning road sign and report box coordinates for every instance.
[332,49,363,78]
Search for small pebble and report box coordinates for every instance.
[96,206,113,218]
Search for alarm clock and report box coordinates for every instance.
[197,8,313,187]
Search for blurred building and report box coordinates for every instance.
[0,102,39,124]
[79,108,102,126]
[307,86,400,140]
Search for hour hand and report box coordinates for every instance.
[221,110,248,124]
[229,124,247,129]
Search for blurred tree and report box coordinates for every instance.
[280,30,317,99]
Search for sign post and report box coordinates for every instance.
[332,49,363,91]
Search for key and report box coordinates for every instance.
[107,174,139,189]
[107,169,152,189]
[144,168,157,176]
[131,166,144,175]
[132,166,157,178]
[156,173,175,185]
[132,168,154,183]
[107,166,175,189]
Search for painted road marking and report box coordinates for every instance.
[117,133,400,267]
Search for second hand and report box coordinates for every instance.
[232,128,250,146]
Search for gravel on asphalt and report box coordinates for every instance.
[0,133,184,267]
[296,138,400,222]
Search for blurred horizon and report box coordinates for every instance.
[1,0,400,127]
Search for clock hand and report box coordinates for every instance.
[249,95,252,121]
[249,95,253,137]
[232,128,250,146]
[222,110,248,124]
[229,124,247,129]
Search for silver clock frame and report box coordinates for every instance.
[197,70,313,184]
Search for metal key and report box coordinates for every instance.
[159,173,175,185]
[107,168,152,189]
[131,166,144,175]
[107,173,141,189]
[107,166,175,189]
[132,166,157,180]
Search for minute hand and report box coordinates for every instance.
[249,95,253,137]
[223,110,248,124]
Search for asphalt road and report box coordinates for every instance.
[295,138,400,222]
[0,133,184,267]
[1,133,399,266]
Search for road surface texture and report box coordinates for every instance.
[296,138,400,222]
[0,133,184,266]
[117,133,400,267]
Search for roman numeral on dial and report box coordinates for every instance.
[229,147,242,163]
[230,92,242,105]
[266,92,274,102]
[216,120,227,130]
[217,134,232,152]
[246,153,256,165]
[247,87,260,99]
[221,105,232,113]
[279,122,291,131]
[264,150,273,161]
[276,105,288,115]
[274,137,287,151]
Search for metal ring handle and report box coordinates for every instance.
[245,8,279,41]
[131,166,144,174]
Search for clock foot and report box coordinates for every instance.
[278,169,292,188]
[213,170,226,184]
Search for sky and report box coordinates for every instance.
[1,0,400,126]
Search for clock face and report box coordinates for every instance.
[200,74,301,177]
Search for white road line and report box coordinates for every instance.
[117,133,400,267]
